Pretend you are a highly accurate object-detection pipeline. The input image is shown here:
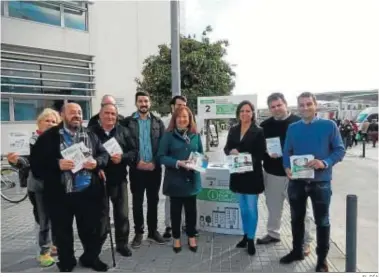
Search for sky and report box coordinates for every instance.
[182,0,379,108]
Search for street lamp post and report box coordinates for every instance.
[171,0,181,97]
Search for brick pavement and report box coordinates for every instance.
[1,188,346,273]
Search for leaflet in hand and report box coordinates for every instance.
[103,137,123,156]
[186,152,209,173]
[226,153,253,174]
[266,137,282,157]
[290,155,315,179]
[8,131,30,156]
[61,143,89,173]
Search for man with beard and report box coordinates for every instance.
[89,103,137,257]
[122,91,166,248]
[87,95,124,128]
[30,103,109,272]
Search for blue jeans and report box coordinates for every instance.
[238,194,259,239]
[288,180,332,260]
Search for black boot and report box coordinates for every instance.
[236,234,248,248]
[247,239,256,256]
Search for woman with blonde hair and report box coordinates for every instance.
[7,108,61,267]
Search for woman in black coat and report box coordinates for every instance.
[224,100,266,256]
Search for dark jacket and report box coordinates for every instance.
[224,123,266,195]
[89,123,138,186]
[121,112,165,168]
[339,123,353,137]
[158,129,203,197]
[30,123,108,199]
[87,113,124,128]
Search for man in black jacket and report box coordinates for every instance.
[121,91,166,248]
[30,103,109,272]
[87,95,124,128]
[90,103,137,257]
[257,93,313,255]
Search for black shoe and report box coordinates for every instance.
[188,238,198,253]
[57,258,77,272]
[131,233,143,249]
[279,250,305,264]
[173,239,182,253]
[247,239,256,256]
[236,234,248,248]
[316,260,329,272]
[163,227,172,239]
[79,257,109,272]
[256,234,281,245]
[116,245,132,257]
[147,231,165,245]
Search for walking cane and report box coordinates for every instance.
[102,174,116,267]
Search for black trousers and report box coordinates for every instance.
[47,183,108,268]
[107,180,130,248]
[170,195,197,239]
[129,169,161,234]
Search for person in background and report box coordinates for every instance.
[87,95,124,128]
[339,119,353,149]
[163,95,188,239]
[89,103,138,257]
[158,106,203,253]
[368,119,378,147]
[350,120,359,146]
[361,119,370,142]
[223,100,266,256]
[7,108,61,267]
[122,91,166,248]
[281,92,345,272]
[257,93,313,256]
[30,103,109,272]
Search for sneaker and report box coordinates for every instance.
[38,253,55,267]
[256,234,281,245]
[163,227,172,239]
[147,231,165,245]
[50,245,58,257]
[131,233,143,249]
[279,250,305,264]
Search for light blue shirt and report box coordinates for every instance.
[134,112,153,162]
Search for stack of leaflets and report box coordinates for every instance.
[290,155,315,179]
[266,137,283,157]
[186,152,209,173]
[103,137,123,155]
[61,142,93,173]
[225,153,253,174]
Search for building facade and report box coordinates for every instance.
[1,0,171,153]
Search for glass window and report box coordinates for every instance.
[1,99,10,121]
[14,99,64,121]
[68,100,91,120]
[8,1,61,26]
[1,84,42,94]
[64,8,86,31]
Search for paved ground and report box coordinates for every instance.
[1,131,377,273]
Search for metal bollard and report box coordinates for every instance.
[362,138,366,158]
[345,194,358,272]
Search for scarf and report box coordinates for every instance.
[59,125,93,193]
[176,128,190,144]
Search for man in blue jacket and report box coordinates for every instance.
[281,92,345,272]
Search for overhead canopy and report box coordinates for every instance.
[314,89,378,103]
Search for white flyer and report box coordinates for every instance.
[61,143,87,173]
[103,137,123,156]
[8,131,30,156]
[290,155,315,179]
[225,153,253,174]
[266,137,283,157]
[186,152,209,173]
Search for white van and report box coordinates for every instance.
[355,107,378,130]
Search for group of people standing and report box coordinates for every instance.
[223,91,345,273]
[7,90,345,273]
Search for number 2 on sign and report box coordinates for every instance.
[205,105,211,112]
